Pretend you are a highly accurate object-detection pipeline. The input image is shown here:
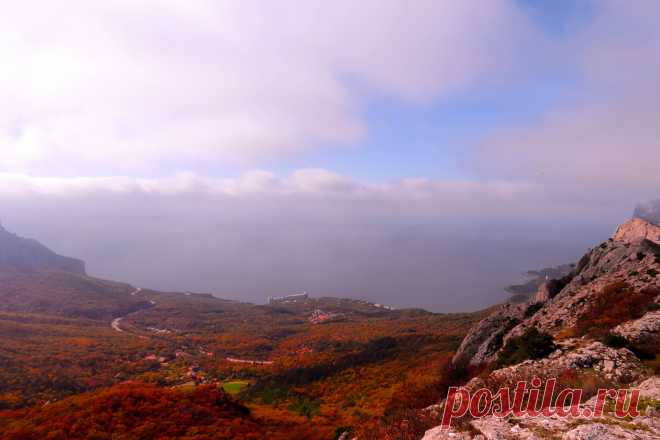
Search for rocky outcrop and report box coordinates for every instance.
[612,217,660,244]
[486,340,643,386]
[505,237,659,341]
[505,264,574,301]
[613,310,660,354]
[0,223,86,275]
[429,218,660,439]
[452,303,527,366]
[454,221,660,367]
[422,372,659,440]
[532,278,568,303]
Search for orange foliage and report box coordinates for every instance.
[0,383,325,440]
[574,282,657,337]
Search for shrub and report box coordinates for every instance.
[524,302,544,318]
[497,328,556,367]
[628,343,657,361]
[288,396,320,419]
[334,427,353,440]
[602,333,628,349]
[573,281,657,338]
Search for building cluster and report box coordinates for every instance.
[268,292,309,304]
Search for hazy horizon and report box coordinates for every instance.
[0,198,638,312]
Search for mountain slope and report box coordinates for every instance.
[0,224,85,275]
[422,218,660,439]
[0,271,149,319]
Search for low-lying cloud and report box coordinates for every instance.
[0,171,630,312]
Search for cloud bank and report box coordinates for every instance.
[475,0,660,194]
[0,0,539,173]
[0,170,627,312]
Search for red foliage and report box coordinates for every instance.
[0,384,320,440]
[574,282,657,337]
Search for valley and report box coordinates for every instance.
[0,249,485,439]
[0,218,658,439]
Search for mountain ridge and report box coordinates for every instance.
[0,223,86,275]
[423,218,660,439]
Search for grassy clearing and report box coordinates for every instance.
[222,381,249,395]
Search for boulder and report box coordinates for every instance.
[613,310,660,355]
[452,303,526,367]
[612,218,660,245]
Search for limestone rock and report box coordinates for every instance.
[452,303,527,367]
[421,426,483,440]
[506,237,659,341]
[613,310,660,354]
[532,278,567,303]
[562,422,657,440]
[485,341,643,387]
[428,218,660,440]
[613,218,660,245]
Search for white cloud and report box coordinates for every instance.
[0,169,623,312]
[0,0,536,173]
[0,170,575,223]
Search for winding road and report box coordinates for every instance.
[111,317,124,332]
[110,288,152,334]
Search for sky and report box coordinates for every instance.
[1,1,659,311]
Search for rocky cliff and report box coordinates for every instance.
[0,223,86,275]
[424,218,660,439]
[612,216,660,244]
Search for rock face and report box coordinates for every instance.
[505,237,659,341]
[425,219,660,439]
[612,217,660,244]
[422,362,659,440]
[613,310,660,354]
[455,218,660,364]
[485,340,643,386]
[531,278,568,303]
[452,303,527,366]
[0,223,86,275]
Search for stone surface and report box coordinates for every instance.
[506,237,659,341]
[613,218,660,245]
[613,311,660,354]
[455,219,660,369]
[532,278,567,303]
[428,219,660,439]
[423,373,660,439]
[452,303,527,366]
[482,341,643,388]
[421,426,482,440]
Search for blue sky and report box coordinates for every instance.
[274,75,582,182]
[0,0,596,181]
[173,1,596,183]
[278,1,596,182]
